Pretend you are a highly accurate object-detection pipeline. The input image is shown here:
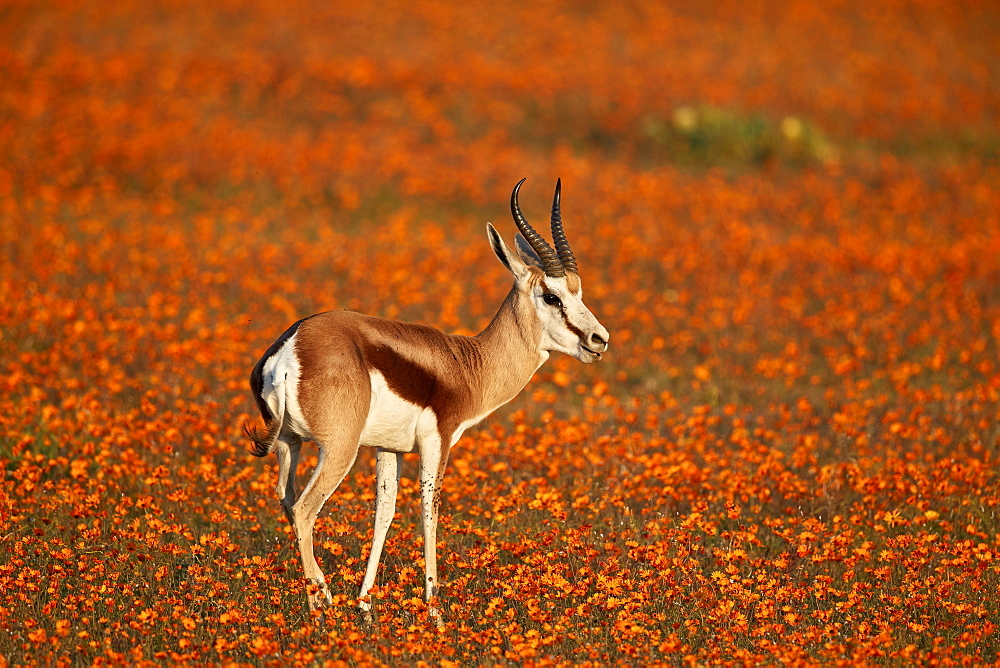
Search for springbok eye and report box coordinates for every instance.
[542,293,563,308]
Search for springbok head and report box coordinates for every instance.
[487,178,610,363]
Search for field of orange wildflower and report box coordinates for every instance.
[2,0,1000,663]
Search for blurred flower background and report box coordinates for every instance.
[1,0,999,662]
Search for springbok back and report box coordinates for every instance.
[245,179,609,623]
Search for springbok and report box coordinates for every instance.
[245,179,609,623]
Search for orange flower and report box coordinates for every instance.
[2,0,999,664]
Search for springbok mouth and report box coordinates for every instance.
[581,345,603,360]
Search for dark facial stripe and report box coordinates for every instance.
[560,308,586,340]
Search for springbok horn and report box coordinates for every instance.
[549,178,578,274]
[510,178,565,277]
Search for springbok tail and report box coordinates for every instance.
[244,387,287,458]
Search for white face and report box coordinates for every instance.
[487,224,610,363]
[530,274,609,363]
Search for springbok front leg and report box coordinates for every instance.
[358,448,401,623]
[291,433,362,611]
[419,434,449,627]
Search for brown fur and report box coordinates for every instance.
[564,271,581,294]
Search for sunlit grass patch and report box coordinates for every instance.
[641,105,837,169]
[884,126,1000,166]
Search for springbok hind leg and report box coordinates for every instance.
[274,434,302,528]
[291,435,361,612]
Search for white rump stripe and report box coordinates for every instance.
[259,332,312,440]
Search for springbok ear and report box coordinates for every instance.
[487,223,531,281]
[514,233,545,270]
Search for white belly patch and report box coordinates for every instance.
[259,331,312,439]
[359,370,429,453]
